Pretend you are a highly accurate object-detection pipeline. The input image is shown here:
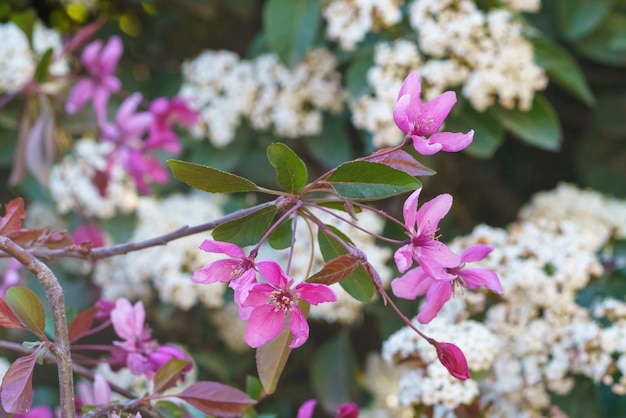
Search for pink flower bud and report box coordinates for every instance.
[434,341,470,380]
[336,402,359,418]
[149,345,192,374]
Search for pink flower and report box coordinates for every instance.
[391,244,503,323]
[432,341,471,380]
[393,72,473,155]
[14,406,54,418]
[72,221,105,248]
[76,374,111,407]
[241,261,336,348]
[297,399,318,418]
[149,345,193,375]
[297,400,360,418]
[146,97,198,154]
[394,188,460,280]
[66,36,123,122]
[1,257,23,296]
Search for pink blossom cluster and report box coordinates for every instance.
[65,36,198,194]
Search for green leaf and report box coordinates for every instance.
[263,0,322,66]
[305,115,354,169]
[326,161,422,200]
[345,56,374,100]
[35,48,54,84]
[5,287,47,341]
[256,302,309,393]
[491,95,562,151]
[154,359,190,394]
[245,375,264,401]
[212,205,278,247]
[311,333,357,411]
[167,160,259,193]
[268,219,292,250]
[575,13,626,66]
[266,143,308,193]
[306,254,361,286]
[556,0,613,41]
[531,35,595,106]
[551,375,604,418]
[317,226,375,302]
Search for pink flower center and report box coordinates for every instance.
[269,290,295,313]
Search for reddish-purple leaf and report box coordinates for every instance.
[0,198,27,236]
[1,351,38,413]
[68,306,99,343]
[306,254,361,286]
[364,148,436,177]
[0,298,25,329]
[175,381,256,417]
[5,287,47,341]
[153,359,190,394]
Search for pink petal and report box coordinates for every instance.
[288,307,309,348]
[419,240,461,269]
[245,305,285,348]
[460,268,503,294]
[297,399,317,418]
[402,188,422,233]
[337,403,359,418]
[397,72,422,102]
[81,39,103,72]
[241,283,274,307]
[429,130,473,152]
[412,135,443,155]
[417,280,453,324]
[92,87,112,126]
[99,36,123,76]
[460,244,493,263]
[390,267,433,300]
[116,93,143,128]
[192,259,243,283]
[131,300,146,337]
[257,260,290,289]
[294,283,336,305]
[434,342,470,380]
[415,193,453,237]
[65,79,95,114]
[419,91,456,134]
[394,245,414,274]
[393,94,412,133]
[199,240,245,258]
[93,374,111,405]
[110,298,135,340]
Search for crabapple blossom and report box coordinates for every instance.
[394,188,460,281]
[241,261,336,348]
[393,72,473,155]
[146,97,198,154]
[392,244,502,323]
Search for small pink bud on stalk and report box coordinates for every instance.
[433,341,471,380]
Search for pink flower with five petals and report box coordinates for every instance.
[393,72,473,155]
[241,261,336,349]
[391,244,503,323]
[394,188,460,281]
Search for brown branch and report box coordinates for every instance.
[0,237,75,418]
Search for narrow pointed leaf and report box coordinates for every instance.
[212,205,278,248]
[364,149,436,176]
[326,161,422,200]
[154,359,190,394]
[68,306,99,342]
[0,298,26,329]
[245,375,264,401]
[556,0,612,41]
[268,219,293,250]
[311,333,357,411]
[35,48,54,84]
[5,287,46,340]
[317,227,375,302]
[267,143,308,193]
[176,381,256,417]
[1,350,38,413]
[256,302,309,394]
[306,254,361,286]
[167,160,259,193]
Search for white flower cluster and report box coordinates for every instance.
[49,139,139,219]
[363,184,626,417]
[93,192,228,310]
[501,0,541,13]
[381,318,498,412]
[179,48,345,147]
[263,207,392,324]
[0,21,68,93]
[351,0,547,147]
[323,0,404,51]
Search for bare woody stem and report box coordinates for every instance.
[0,237,75,418]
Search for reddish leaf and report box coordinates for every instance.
[1,351,38,413]
[0,198,27,236]
[5,287,47,341]
[175,381,256,417]
[35,230,73,249]
[364,148,436,177]
[68,307,99,343]
[0,298,25,329]
[153,359,190,394]
[306,254,361,286]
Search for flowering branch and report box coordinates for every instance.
[0,237,75,418]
